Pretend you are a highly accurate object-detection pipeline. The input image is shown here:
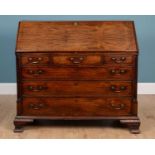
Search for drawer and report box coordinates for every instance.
[21,66,134,80]
[22,81,132,96]
[20,54,50,66]
[105,55,134,65]
[22,97,132,116]
[52,54,102,66]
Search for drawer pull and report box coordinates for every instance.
[28,57,43,64]
[121,57,126,61]
[110,69,127,75]
[27,85,47,91]
[110,85,127,93]
[111,57,126,63]
[28,70,44,75]
[29,103,45,110]
[69,56,84,64]
[120,69,127,74]
[109,103,125,110]
[31,61,39,64]
[120,86,126,90]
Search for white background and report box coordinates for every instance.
[0,0,155,15]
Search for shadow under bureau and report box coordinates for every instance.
[14,21,140,133]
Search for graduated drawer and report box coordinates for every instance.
[22,97,132,117]
[21,66,134,80]
[20,53,135,66]
[22,81,132,96]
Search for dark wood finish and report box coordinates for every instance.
[20,53,135,66]
[14,21,140,133]
[120,119,140,134]
[14,118,34,132]
[21,54,50,66]
[21,66,134,80]
[22,97,132,117]
[22,81,132,96]
[104,54,134,65]
[16,21,138,52]
[52,54,102,65]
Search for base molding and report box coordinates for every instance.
[1,83,155,95]
[14,116,140,133]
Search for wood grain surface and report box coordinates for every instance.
[21,66,134,80]
[14,21,140,133]
[16,21,138,52]
[22,97,132,116]
[22,81,132,96]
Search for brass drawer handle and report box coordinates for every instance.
[28,57,43,64]
[69,56,84,64]
[31,61,40,64]
[110,85,127,93]
[120,69,127,74]
[120,86,127,90]
[110,85,121,93]
[109,103,125,110]
[111,57,126,63]
[27,85,47,92]
[28,70,44,76]
[29,103,45,110]
[110,69,127,75]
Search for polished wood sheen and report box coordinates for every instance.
[22,81,132,96]
[22,97,132,116]
[14,21,140,133]
[21,66,134,80]
[16,21,138,52]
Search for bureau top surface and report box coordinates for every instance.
[16,21,138,52]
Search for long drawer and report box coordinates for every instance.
[22,81,132,96]
[22,97,132,117]
[21,66,134,80]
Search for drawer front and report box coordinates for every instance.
[105,55,134,65]
[22,81,132,96]
[22,97,132,116]
[22,67,134,80]
[21,54,50,66]
[52,54,102,66]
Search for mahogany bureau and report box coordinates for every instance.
[14,21,140,133]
